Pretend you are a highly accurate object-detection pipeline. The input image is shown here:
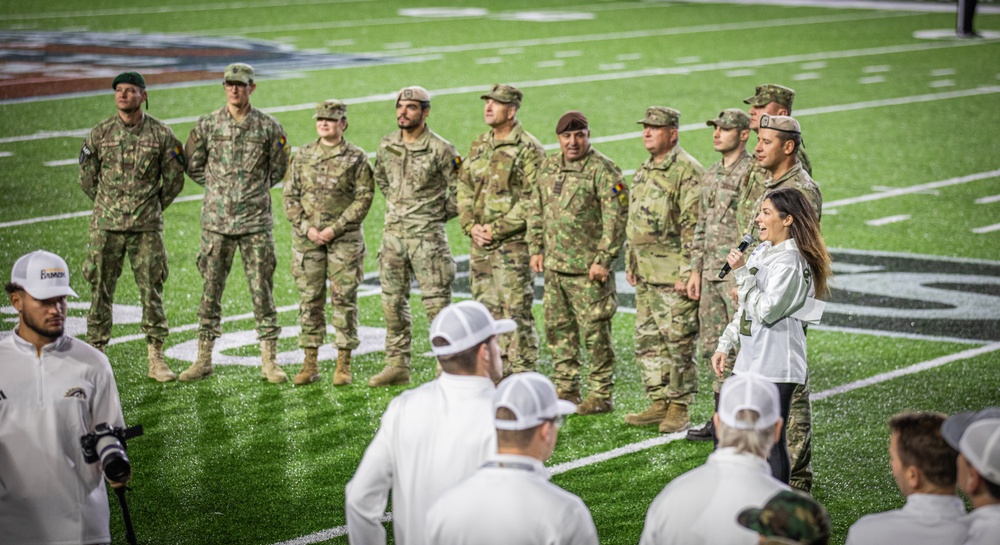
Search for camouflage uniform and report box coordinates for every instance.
[283,132,373,352]
[185,105,289,341]
[459,117,543,375]
[529,147,627,400]
[738,490,831,545]
[80,111,185,348]
[374,127,460,370]
[627,131,702,410]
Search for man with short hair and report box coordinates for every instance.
[283,99,374,386]
[458,84,544,377]
[0,250,129,544]
[686,108,753,441]
[639,373,790,545]
[529,111,628,415]
[941,408,1000,545]
[181,62,291,383]
[623,106,702,433]
[738,490,832,545]
[369,85,461,387]
[345,300,512,545]
[425,372,597,545]
[845,411,968,545]
[79,71,185,381]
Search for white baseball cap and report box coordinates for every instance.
[10,250,78,300]
[718,373,781,431]
[429,300,516,356]
[942,408,1000,485]
[494,372,577,431]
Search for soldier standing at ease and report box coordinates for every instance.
[79,71,185,382]
[623,107,703,433]
[369,86,461,387]
[529,111,628,415]
[179,63,290,383]
[283,100,373,386]
[458,84,544,377]
[685,108,753,441]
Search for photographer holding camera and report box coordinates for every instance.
[1,250,129,545]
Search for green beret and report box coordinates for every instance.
[112,72,146,90]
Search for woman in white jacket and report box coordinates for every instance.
[712,187,831,483]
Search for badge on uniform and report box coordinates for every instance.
[452,156,463,172]
[611,182,627,206]
[169,145,186,167]
[79,144,93,165]
[278,135,287,149]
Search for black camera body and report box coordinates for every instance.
[80,423,139,483]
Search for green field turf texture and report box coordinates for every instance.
[1,1,999,544]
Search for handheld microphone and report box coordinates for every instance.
[718,234,754,279]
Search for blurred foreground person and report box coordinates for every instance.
[942,408,1000,545]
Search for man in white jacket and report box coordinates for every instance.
[345,300,513,545]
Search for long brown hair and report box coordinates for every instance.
[765,187,832,298]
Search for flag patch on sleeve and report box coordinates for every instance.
[170,145,186,167]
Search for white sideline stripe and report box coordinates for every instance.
[824,168,1000,208]
[272,341,1000,545]
[975,194,1000,204]
[972,223,1000,234]
[865,214,911,226]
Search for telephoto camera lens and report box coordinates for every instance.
[96,434,131,483]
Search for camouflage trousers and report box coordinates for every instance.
[291,230,365,350]
[635,281,699,405]
[470,239,538,375]
[197,229,279,341]
[788,377,813,492]
[378,229,455,369]
[698,278,737,394]
[544,270,617,399]
[83,229,168,346]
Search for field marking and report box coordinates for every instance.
[859,75,886,84]
[679,0,1000,14]
[972,223,1000,234]
[865,214,911,226]
[1,0,374,20]
[975,194,1000,204]
[824,169,1000,208]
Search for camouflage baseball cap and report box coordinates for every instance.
[314,99,347,120]
[707,108,750,130]
[481,83,523,106]
[738,490,831,545]
[112,72,146,90]
[397,85,431,103]
[637,106,680,127]
[759,114,801,134]
[224,63,254,84]
[744,84,796,109]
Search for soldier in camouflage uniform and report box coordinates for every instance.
[684,108,753,441]
[738,490,831,545]
[623,107,703,433]
[283,100,374,386]
[179,63,291,384]
[79,71,185,382]
[528,111,628,416]
[369,86,461,387]
[458,84,543,377]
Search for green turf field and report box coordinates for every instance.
[1,1,999,543]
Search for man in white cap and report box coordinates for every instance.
[425,372,597,544]
[345,300,512,545]
[942,408,1000,545]
[0,250,128,544]
[639,373,789,545]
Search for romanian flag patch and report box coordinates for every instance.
[170,145,186,167]
[611,182,627,206]
[452,155,463,171]
[278,135,287,148]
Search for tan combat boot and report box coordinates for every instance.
[147,341,177,382]
[577,395,615,416]
[333,350,352,386]
[659,403,691,433]
[367,365,410,387]
[179,338,215,382]
[261,339,288,383]
[624,399,668,426]
[293,347,321,385]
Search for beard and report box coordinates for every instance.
[20,310,64,340]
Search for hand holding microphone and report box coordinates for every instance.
[718,234,754,279]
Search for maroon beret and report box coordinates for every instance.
[555,110,588,134]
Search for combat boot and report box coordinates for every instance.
[368,365,410,387]
[293,347,321,385]
[624,399,668,426]
[147,341,177,382]
[659,403,691,433]
[577,395,614,416]
[179,338,215,382]
[686,392,720,441]
[333,350,352,386]
[261,339,288,383]
[557,390,583,405]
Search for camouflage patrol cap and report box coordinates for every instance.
[314,99,347,120]
[481,84,523,106]
[706,108,750,130]
[112,72,146,90]
[738,490,831,545]
[397,85,431,104]
[744,84,796,109]
[759,114,801,134]
[224,63,255,84]
[637,106,680,127]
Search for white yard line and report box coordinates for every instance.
[974,194,1000,204]
[865,214,911,226]
[824,169,1000,208]
[972,223,1000,234]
